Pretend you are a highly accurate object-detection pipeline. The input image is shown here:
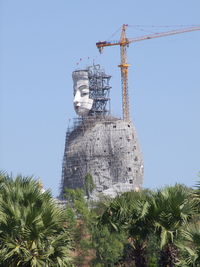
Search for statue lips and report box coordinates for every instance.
[74,104,89,116]
[74,102,80,109]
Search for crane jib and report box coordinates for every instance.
[96,24,200,120]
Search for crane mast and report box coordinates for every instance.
[119,24,130,120]
[96,24,200,121]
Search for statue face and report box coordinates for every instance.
[72,70,93,116]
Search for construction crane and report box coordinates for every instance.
[96,24,200,121]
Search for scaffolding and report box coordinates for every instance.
[88,64,111,117]
[61,64,112,193]
[59,64,143,199]
[60,115,116,197]
[60,116,143,199]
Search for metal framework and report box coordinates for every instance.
[60,63,112,197]
[88,64,111,117]
[96,24,200,121]
[60,116,143,199]
[118,25,130,121]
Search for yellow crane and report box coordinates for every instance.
[96,24,200,121]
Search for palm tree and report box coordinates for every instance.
[0,173,73,266]
[98,190,154,267]
[151,184,196,267]
[192,179,200,213]
[175,180,200,266]
[176,222,200,266]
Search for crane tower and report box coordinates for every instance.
[96,24,200,121]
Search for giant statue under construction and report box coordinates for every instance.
[60,64,143,199]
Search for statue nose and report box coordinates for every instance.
[74,91,81,103]
[74,102,80,107]
[74,97,80,103]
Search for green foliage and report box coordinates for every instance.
[146,234,160,267]
[64,188,93,265]
[192,178,200,215]
[84,173,95,199]
[98,190,154,266]
[63,187,126,266]
[150,184,197,266]
[152,184,197,267]
[92,225,125,266]
[0,173,73,267]
[64,188,90,223]
[97,185,200,267]
[3,170,200,267]
[152,185,195,245]
[176,222,200,266]
[176,181,200,266]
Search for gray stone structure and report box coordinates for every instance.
[60,65,143,199]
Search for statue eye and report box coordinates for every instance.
[81,91,88,97]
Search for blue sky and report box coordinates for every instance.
[0,0,200,196]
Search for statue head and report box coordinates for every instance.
[72,70,93,116]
